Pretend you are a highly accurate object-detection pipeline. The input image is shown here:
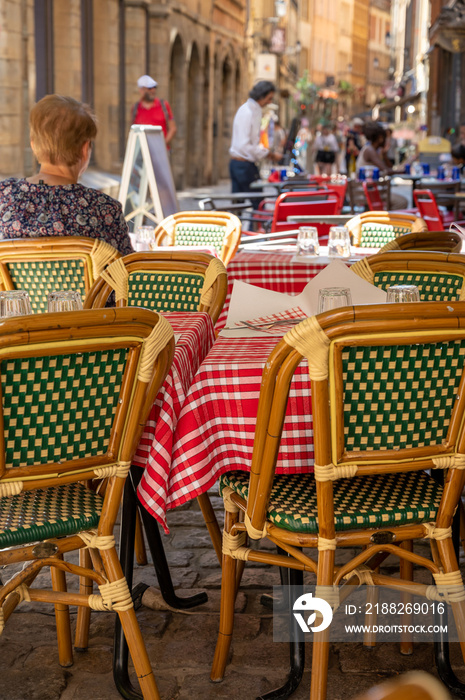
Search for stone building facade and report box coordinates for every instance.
[0,0,247,189]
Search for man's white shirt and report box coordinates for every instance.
[229,98,269,162]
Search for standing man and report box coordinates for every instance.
[344,117,364,175]
[132,75,177,149]
[229,80,276,195]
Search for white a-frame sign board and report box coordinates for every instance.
[118,125,178,228]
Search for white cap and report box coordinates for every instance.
[352,117,364,126]
[137,75,158,89]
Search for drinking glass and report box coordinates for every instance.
[297,227,320,257]
[0,290,32,317]
[47,290,83,312]
[135,225,156,250]
[328,226,351,258]
[318,287,352,313]
[386,285,420,303]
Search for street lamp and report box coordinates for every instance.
[407,104,415,114]
[373,57,379,69]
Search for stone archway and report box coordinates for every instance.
[169,34,186,190]
[186,43,203,187]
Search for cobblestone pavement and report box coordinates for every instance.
[1,486,464,700]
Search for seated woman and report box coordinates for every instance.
[355,121,391,176]
[0,94,133,255]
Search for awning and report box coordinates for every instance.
[429,0,465,53]
[377,92,422,113]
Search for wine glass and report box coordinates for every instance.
[135,225,156,251]
[386,285,420,303]
[47,291,83,312]
[327,226,351,258]
[297,227,320,257]
[0,290,32,317]
[318,287,352,313]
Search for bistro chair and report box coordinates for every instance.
[347,211,427,249]
[154,211,241,266]
[0,307,175,700]
[347,177,391,213]
[362,181,385,211]
[352,672,451,700]
[378,228,463,254]
[85,250,228,562]
[413,189,448,231]
[351,250,465,301]
[84,250,227,326]
[0,237,120,312]
[211,302,465,700]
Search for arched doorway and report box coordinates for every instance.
[186,43,202,187]
[170,35,186,190]
[202,46,211,184]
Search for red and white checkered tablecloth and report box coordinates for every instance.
[218,250,331,326]
[135,312,216,528]
[136,333,313,531]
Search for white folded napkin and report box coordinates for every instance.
[220,260,386,337]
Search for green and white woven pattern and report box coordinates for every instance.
[8,260,87,312]
[360,223,411,247]
[373,271,463,301]
[0,482,103,547]
[220,470,443,534]
[342,340,465,452]
[174,223,226,255]
[1,349,128,467]
[128,271,204,312]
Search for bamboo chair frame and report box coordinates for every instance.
[211,302,465,700]
[154,211,242,266]
[0,237,120,310]
[347,212,427,248]
[85,251,227,563]
[378,229,463,254]
[350,250,465,302]
[84,250,228,326]
[0,308,175,700]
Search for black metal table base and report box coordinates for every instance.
[257,549,305,700]
[113,467,207,699]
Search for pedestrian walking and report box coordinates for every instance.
[229,80,276,199]
[131,75,177,149]
[314,123,339,176]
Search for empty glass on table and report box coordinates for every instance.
[297,227,320,257]
[386,285,420,303]
[0,291,32,317]
[47,291,83,312]
[328,226,351,258]
[318,287,352,313]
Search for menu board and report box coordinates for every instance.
[118,125,178,229]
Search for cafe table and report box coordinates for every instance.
[115,309,217,696]
[153,329,312,524]
[217,248,367,326]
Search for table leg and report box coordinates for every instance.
[113,468,208,699]
[257,548,305,700]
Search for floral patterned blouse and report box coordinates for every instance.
[0,178,133,256]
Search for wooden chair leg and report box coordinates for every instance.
[197,493,222,564]
[102,546,160,700]
[211,510,238,682]
[310,549,334,700]
[51,557,73,668]
[400,540,414,655]
[459,499,465,557]
[74,548,93,651]
[135,509,148,566]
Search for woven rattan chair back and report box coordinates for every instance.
[0,308,174,699]
[347,212,427,248]
[351,250,465,302]
[0,237,120,312]
[378,229,463,254]
[211,302,465,700]
[84,251,228,325]
[154,211,242,266]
